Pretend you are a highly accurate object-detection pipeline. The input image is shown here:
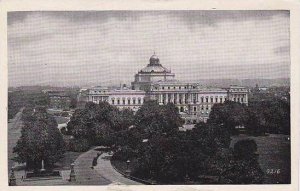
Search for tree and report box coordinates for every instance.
[134,101,184,136]
[220,139,264,184]
[209,101,248,134]
[66,101,135,149]
[13,108,65,171]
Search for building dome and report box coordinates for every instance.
[140,53,171,73]
[149,54,160,65]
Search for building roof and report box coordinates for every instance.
[139,54,171,73]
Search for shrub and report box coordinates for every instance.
[233,139,257,160]
[61,111,69,117]
[69,138,90,152]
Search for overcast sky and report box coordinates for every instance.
[8,11,290,87]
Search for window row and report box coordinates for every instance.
[111,97,143,105]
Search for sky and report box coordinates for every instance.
[8,11,290,87]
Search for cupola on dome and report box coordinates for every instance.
[140,53,171,73]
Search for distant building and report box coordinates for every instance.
[79,54,249,123]
[79,86,145,112]
[44,90,71,110]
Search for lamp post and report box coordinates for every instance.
[69,163,76,182]
[9,166,16,186]
[125,159,131,177]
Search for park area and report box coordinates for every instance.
[111,134,290,184]
[231,134,290,184]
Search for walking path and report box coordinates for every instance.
[94,152,142,185]
[8,107,24,171]
[72,148,111,185]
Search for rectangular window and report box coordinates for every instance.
[112,100,115,105]
[206,98,208,103]
[194,107,197,112]
[220,98,223,103]
[117,100,120,104]
[123,99,125,104]
[133,99,136,104]
[215,98,218,103]
[128,99,131,104]
[138,99,141,104]
[211,98,213,103]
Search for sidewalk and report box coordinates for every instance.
[73,148,111,185]
[94,152,142,185]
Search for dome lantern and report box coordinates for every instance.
[149,53,160,65]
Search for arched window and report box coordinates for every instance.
[180,107,184,112]
[111,98,115,105]
[127,98,131,105]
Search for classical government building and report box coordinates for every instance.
[78,54,249,123]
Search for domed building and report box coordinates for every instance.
[80,53,249,124]
[131,54,175,91]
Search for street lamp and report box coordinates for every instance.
[125,159,131,177]
[69,163,76,182]
[9,166,16,186]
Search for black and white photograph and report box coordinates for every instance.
[3,1,299,189]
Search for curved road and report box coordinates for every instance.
[73,147,141,185]
[73,148,111,185]
[94,152,142,185]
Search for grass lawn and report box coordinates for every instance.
[54,151,83,170]
[231,134,290,184]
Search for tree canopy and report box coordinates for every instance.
[13,107,65,171]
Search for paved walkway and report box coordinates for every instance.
[73,148,111,185]
[8,107,24,172]
[94,152,142,185]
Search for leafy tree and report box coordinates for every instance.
[247,97,290,135]
[134,101,184,136]
[66,101,135,149]
[13,108,65,171]
[70,97,77,109]
[220,139,264,184]
[209,101,248,134]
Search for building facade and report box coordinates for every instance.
[44,90,71,110]
[79,54,249,123]
[78,86,145,113]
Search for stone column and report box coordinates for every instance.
[159,94,163,104]
[166,93,169,104]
